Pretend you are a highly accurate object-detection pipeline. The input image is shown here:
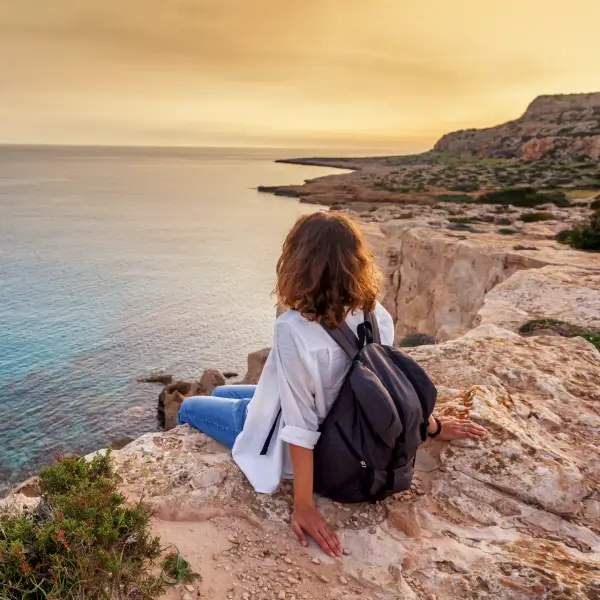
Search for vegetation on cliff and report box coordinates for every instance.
[519,318,600,350]
[0,452,166,599]
[557,208,600,252]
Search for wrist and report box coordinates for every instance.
[293,500,314,511]
[428,416,443,438]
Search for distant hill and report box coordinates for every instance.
[434,93,600,161]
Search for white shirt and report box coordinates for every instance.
[232,301,395,494]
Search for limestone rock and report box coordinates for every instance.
[198,368,226,394]
[99,324,600,600]
[161,369,226,431]
[137,372,173,385]
[163,381,201,431]
[242,348,271,385]
[380,225,547,341]
[476,265,600,333]
[380,222,600,343]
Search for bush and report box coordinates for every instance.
[520,211,555,223]
[448,216,475,224]
[433,194,474,203]
[519,319,600,351]
[0,452,166,599]
[398,333,436,348]
[476,187,570,208]
[448,223,480,233]
[590,197,600,210]
[449,182,479,192]
[557,209,600,252]
[498,227,520,235]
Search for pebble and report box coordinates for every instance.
[287,575,300,585]
[228,534,240,544]
[310,557,321,565]
[339,576,349,585]
[242,594,250,600]
[278,592,286,600]
[185,585,196,592]
[318,574,330,584]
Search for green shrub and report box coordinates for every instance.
[433,194,474,203]
[498,227,520,235]
[590,197,600,210]
[449,182,479,192]
[558,209,600,252]
[581,332,600,351]
[519,319,600,351]
[162,552,201,586]
[448,223,480,233]
[0,452,166,599]
[448,216,475,224]
[520,212,555,223]
[398,333,436,348]
[476,187,570,208]
[496,217,513,226]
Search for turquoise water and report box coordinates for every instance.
[0,145,345,491]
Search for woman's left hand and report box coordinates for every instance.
[436,417,488,441]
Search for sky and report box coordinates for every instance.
[1,0,600,150]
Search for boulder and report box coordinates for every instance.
[137,372,173,385]
[198,368,226,394]
[242,347,271,385]
[159,369,226,431]
[163,381,201,431]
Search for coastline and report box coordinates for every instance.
[0,147,345,491]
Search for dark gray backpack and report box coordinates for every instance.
[313,312,437,503]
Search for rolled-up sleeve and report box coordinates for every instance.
[274,320,321,449]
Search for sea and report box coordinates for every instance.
[0,145,350,492]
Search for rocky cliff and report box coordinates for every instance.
[434,93,600,161]
[378,216,600,342]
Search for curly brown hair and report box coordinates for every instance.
[275,212,379,328]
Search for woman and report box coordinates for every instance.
[179,212,486,558]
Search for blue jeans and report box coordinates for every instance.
[178,385,256,449]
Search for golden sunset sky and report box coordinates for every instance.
[1,0,599,150]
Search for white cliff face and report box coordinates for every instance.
[380,222,600,342]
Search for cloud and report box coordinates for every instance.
[0,0,599,146]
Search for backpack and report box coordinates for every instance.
[313,312,437,503]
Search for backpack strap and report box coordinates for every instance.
[322,309,382,357]
[362,310,382,345]
[321,321,361,359]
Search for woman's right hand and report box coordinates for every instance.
[292,505,343,558]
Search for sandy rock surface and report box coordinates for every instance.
[94,320,600,600]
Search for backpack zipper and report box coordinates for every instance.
[335,422,369,468]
